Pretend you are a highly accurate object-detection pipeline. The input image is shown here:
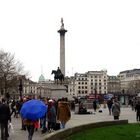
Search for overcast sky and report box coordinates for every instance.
[0,0,140,82]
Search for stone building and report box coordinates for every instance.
[68,70,108,98]
[107,76,121,94]
[116,69,140,105]
[118,69,140,94]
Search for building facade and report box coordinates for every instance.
[118,69,140,94]
[107,76,121,94]
[68,70,108,97]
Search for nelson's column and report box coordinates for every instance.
[58,18,67,76]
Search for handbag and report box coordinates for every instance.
[8,122,14,133]
[54,122,60,130]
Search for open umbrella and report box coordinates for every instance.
[20,99,47,121]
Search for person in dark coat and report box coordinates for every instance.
[107,99,113,115]
[93,100,97,113]
[0,98,11,140]
[112,98,120,120]
[135,100,140,122]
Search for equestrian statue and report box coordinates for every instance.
[51,67,64,84]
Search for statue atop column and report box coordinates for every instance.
[61,18,64,29]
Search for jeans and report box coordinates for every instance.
[0,122,9,140]
[60,122,65,129]
[27,125,34,140]
[40,116,47,133]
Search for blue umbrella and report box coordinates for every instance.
[20,99,47,121]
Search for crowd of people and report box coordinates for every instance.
[1,95,140,140]
[106,96,140,121]
[0,96,71,140]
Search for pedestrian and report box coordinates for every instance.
[10,99,17,117]
[40,98,48,134]
[135,100,140,122]
[19,98,27,130]
[112,98,120,120]
[0,98,11,140]
[107,98,113,115]
[23,119,36,140]
[57,97,71,129]
[47,99,56,132]
[93,99,97,113]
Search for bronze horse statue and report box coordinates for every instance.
[51,70,64,84]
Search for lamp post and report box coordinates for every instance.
[38,86,41,99]
[94,85,97,100]
[94,84,97,100]
[40,87,41,98]
[19,78,23,99]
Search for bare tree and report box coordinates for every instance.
[0,50,24,97]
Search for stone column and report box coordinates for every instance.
[58,18,67,76]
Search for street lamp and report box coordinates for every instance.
[19,78,23,99]
[94,88,97,100]
[38,86,42,99]
[94,84,97,100]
